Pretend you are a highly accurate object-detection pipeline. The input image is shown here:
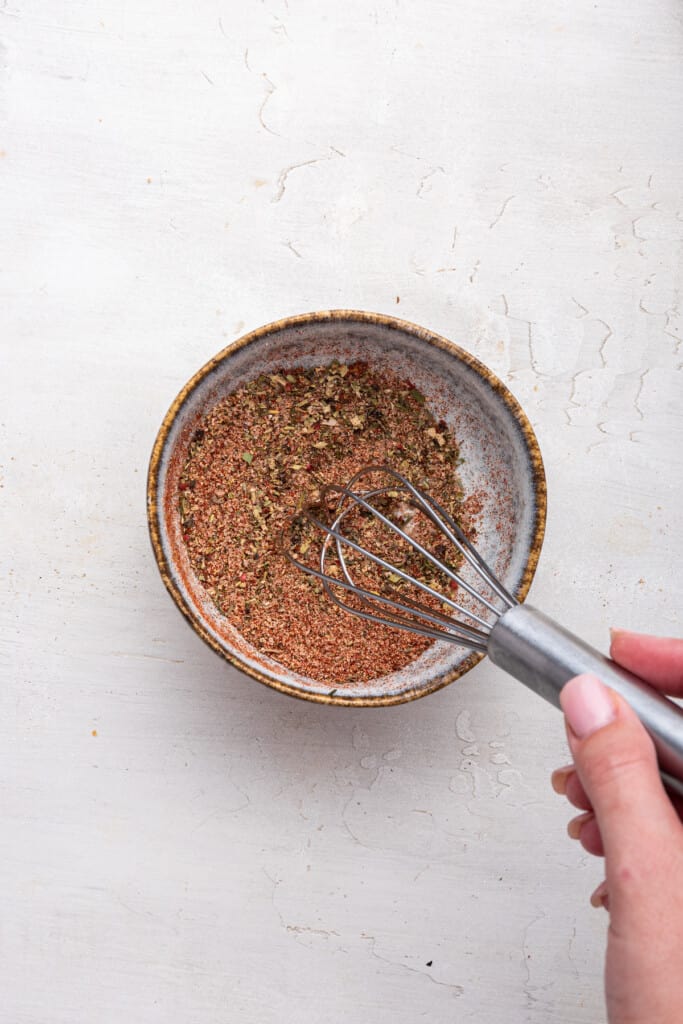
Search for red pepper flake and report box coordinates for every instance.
[177,361,472,686]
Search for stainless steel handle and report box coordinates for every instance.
[488,604,683,799]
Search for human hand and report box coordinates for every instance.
[551,630,683,1024]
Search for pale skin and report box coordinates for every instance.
[552,631,683,1024]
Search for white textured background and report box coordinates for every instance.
[1,2,682,1021]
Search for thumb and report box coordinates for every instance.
[560,674,681,902]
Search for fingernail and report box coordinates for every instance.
[560,674,617,739]
[567,811,593,840]
[551,764,575,795]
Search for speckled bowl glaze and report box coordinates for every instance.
[147,310,546,706]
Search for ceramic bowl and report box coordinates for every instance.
[147,310,546,706]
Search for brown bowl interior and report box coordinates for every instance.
[147,311,546,706]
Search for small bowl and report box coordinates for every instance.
[147,310,546,706]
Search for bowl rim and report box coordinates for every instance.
[147,309,547,706]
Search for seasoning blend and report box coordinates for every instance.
[179,361,473,685]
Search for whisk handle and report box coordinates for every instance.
[488,604,683,799]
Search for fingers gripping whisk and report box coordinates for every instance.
[283,465,517,654]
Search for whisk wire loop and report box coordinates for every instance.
[283,466,517,649]
[315,483,493,630]
[342,466,516,611]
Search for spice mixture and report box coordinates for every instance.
[178,361,475,684]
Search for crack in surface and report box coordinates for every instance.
[663,301,681,354]
[244,49,280,136]
[521,911,546,1007]
[263,868,289,933]
[500,294,540,375]
[272,148,344,203]
[489,195,516,229]
[258,74,278,134]
[571,297,589,319]
[192,786,251,832]
[287,924,339,938]
[270,13,290,38]
[416,165,445,198]
[594,319,613,368]
[362,935,464,996]
[633,368,650,420]
[389,146,446,198]
[263,865,341,946]
[340,790,370,848]
[631,217,646,242]
[564,372,581,427]
[111,651,184,665]
[567,925,579,980]
[283,240,302,258]
[586,421,609,455]
[610,186,630,207]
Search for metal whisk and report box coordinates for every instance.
[285,465,683,798]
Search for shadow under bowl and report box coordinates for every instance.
[147,310,546,706]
